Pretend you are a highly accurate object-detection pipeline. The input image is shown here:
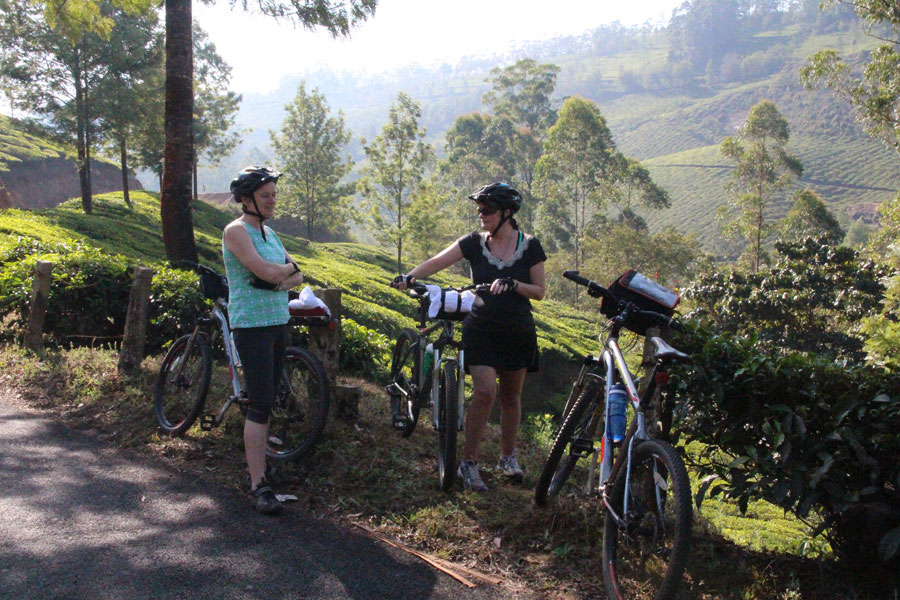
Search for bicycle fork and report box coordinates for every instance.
[429,347,465,432]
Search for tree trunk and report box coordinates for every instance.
[119,137,132,208]
[160,0,198,265]
[74,57,92,215]
[192,154,198,201]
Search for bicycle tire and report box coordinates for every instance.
[389,329,428,438]
[154,333,211,435]
[437,360,459,492]
[266,346,330,461]
[534,378,603,506]
[601,438,692,600]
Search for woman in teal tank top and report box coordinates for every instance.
[223,166,304,515]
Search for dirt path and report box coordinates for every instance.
[0,387,535,600]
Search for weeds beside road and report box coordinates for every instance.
[0,344,861,599]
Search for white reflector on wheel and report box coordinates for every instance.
[654,471,668,490]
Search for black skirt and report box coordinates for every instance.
[461,315,539,373]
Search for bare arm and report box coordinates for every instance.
[398,241,464,286]
[223,222,298,284]
[492,261,545,300]
[279,249,304,289]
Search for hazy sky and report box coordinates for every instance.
[195,0,684,93]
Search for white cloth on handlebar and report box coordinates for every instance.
[288,286,332,318]
[425,284,475,318]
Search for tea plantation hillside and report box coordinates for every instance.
[578,27,900,248]
[0,192,596,410]
[218,22,900,251]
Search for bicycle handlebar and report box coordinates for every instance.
[391,281,493,298]
[181,260,222,279]
[563,270,683,332]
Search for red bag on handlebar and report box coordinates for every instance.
[602,270,679,335]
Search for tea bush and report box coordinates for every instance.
[340,317,391,381]
[673,237,900,577]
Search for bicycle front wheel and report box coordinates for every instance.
[602,439,692,600]
[437,360,459,492]
[389,328,428,438]
[154,333,211,436]
[267,346,330,461]
[534,378,602,506]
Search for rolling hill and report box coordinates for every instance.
[199,18,900,250]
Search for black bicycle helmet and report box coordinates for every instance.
[230,165,281,201]
[230,166,281,241]
[469,182,522,235]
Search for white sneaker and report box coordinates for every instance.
[457,460,488,492]
[497,453,524,482]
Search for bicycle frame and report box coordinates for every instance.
[563,316,671,526]
[196,299,246,428]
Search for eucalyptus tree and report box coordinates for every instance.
[158,0,377,263]
[533,95,618,277]
[358,92,434,273]
[0,0,159,213]
[438,112,516,233]
[719,100,802,273]
[94,20,165,207]
[777,187,844,244]
[124,24,239,194]
[191,24,241,200]
[270,81,353,241]
[482,58,560,206]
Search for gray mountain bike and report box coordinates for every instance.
[153,262,330,461]
[534,270,693,600]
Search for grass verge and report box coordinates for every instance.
[0,343,876,599]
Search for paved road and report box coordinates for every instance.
[0,396,532,600]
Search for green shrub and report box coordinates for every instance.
[147,266,209,354]
[0,237,208,354]
[673,237,900,576]
[340,318,391,381]
[0,241,132,346]
[684,237,888,361]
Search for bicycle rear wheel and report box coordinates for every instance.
[154,333,211,435]
[388,329,428,438]
[602,439,692,600]
[534,378,602,506]
[437,360,458,492]
[267,346,330,461]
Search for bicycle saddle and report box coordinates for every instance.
[649,337,692,364]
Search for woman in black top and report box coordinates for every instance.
[392,183,546,492]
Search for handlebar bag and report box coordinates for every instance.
[425,285,475,321]
[602,270,679,334]
[200,270,229,301]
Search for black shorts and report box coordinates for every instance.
[462,316,539,373]
[232,324,287,424]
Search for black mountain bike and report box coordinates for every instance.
[386,282,489,491]
[534,270,694,600]
[154,261,331,461]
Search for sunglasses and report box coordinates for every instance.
[477,205,500,216]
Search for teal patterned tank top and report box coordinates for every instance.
[222,221,290,329]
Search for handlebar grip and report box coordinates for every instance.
[563,270,590,286]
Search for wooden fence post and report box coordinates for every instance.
[24,261,53,352]
[118,266,154,373]
[309,288,359,421]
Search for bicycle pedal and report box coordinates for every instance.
[569,437,595,458]
[200,414,217,431]
[392,415,409,430]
